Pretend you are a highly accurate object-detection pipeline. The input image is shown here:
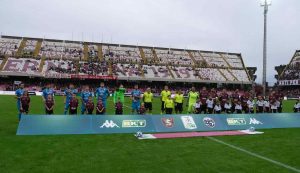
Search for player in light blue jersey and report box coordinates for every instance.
[95,82,110,108]
[15,83,24,120]
[81,86,93,114]
[64,84,77,115]
[42,84,55,103]
[131,84,142,114]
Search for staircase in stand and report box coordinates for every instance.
[217,68,228,81]
[83,43,88,61]
[33,40,42,58]
[16,38,27,57]
[152,48,159,63]
[139,47,146,64]
[38,56,46,73]
[166,65,175,79]
[0,55,9,70]
[98,44,103,61]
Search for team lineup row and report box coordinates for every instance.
[15,83,300,119]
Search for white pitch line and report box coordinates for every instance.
[207,137,300,173]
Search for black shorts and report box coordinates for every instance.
[257,106,264,113]
[207,107,213,114]
[175,103,183,113]
[69,108,77,115]
[45,109,53,115]
[161,101,165,111]
[264,107,270,113]
[21,105,29,113]
[235,109,242,114]
[225,109,231,114]
[144,102,152,110]
[115,110,123,115]
[271,109,277,113]
[165,108,173,114]
[96,111,105,115]
[194,108,201,114]
[215,110,221,114]
[277,107,282,113]
[87,110,93,115]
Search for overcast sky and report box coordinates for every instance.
[0,0,299,85]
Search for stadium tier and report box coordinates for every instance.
[0,35,252,84]
[278,50,300,86]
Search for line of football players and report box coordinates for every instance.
[189,88,287,114]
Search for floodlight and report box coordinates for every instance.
[260,0,271,6]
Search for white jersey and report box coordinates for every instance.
[194,102,201,109]
[264,100,270,108]
[294,103,299,109]
[247,100,255,108]
[206,99,214,108]
[214,105,222,111]
[256,100,264,107]
[235,104,242,110]
[275,101,281,108]
[271,103,277,110]
[224,103,232,109]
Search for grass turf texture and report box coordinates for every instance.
[0,95,299,173]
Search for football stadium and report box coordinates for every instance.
[0,0,300,173]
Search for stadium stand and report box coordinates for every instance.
[0,35,252,84]
[39,40,83,60]
[103,45,142,63]
[0,37,20,56]
[278,50,300,81]
[79,60,109,76]
[155,49,194,66]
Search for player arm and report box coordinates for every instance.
[44,102,49,110]
[106,90,110,99]
[50,101,55,110]
[15,91,19,100]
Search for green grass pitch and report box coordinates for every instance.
[0,95,299,173]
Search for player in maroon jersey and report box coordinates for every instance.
[138,103,146,115]
[230,89,239,113]
[241,91,250,113]
[210,88,218,101]
[69,93,78,115]
[200,87,209,114]
[45,95,54,115]
[220,89,229,112]
[277,97,283,113]
[115,98,123,115]
[85,96,94,115]
[96,99,105,115]
[20,90,30,114]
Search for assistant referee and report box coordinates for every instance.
[143,87,153,114]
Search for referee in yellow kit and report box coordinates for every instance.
[160,85,171,114]
[143,87,153,114]
[174,90,184,114]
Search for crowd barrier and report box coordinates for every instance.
[17,113,300,135]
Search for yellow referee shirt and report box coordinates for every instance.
[174,94,184,103]
[161,90,171,102]
[143,92,153,103]
[164,98,174,108]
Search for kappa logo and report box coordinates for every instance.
[249,118,263,125]
[161,118,174,128]
[227,118,246,126]
[181,116,197,129]
[203,117,215,128]
[122,120,146,128]
[100,120,120,128]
